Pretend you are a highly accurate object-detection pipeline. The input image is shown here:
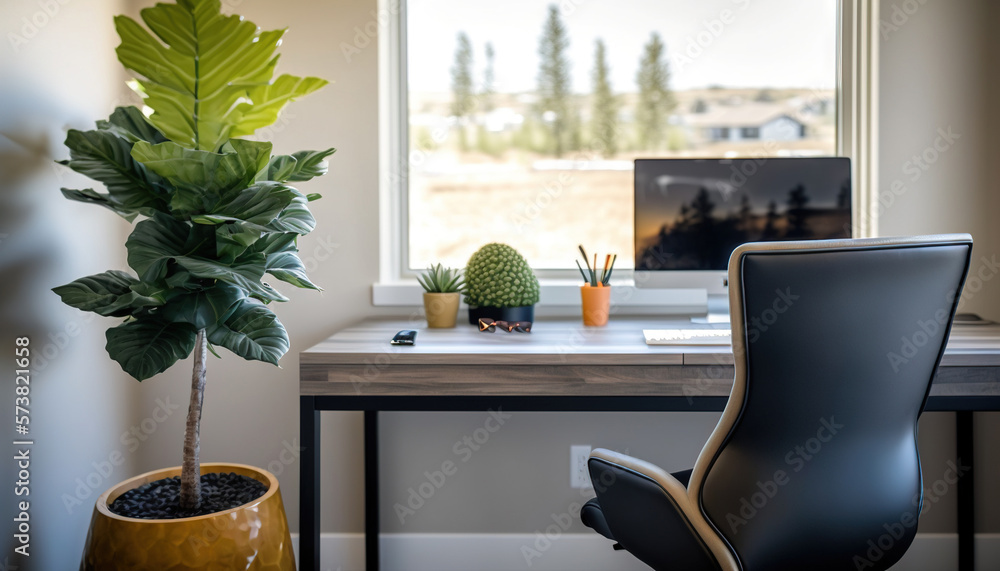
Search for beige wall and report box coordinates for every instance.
[878,0,1000,322]
[0,0,139,569]
[878,0,1000,533]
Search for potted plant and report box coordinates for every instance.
[575,245,616,326]
[418,263,464,328]
[463,243,540,324]
[51,0,332,568]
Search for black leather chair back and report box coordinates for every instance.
[698,238,972,571]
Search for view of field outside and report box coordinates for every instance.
[406,0,838,271]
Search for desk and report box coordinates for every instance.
[299,317,1000,571]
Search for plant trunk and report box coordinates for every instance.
[179,329,207,510]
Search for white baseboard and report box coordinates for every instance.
[290,532,1000,571]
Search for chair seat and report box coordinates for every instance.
[582,469,693,541]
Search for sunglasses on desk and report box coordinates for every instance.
[478,318,532,333]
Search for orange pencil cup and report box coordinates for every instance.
[580,284,611,326]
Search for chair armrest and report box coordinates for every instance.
[588,448,739,571]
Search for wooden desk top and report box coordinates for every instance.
[300,318,1000,403]
[301,317,1000,367]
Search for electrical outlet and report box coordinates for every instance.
[571,445,592,489]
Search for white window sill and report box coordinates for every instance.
[371,279,708,312]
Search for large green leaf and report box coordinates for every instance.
[231,75,329,138]
[159,283,244,329]
[263,155,297,183]
[207,300,288,364]
[193,182,297,226]
[230,231,297,267]
[96,106,168,144]
[173,255,288,302]
[164,269,201,290]
[60,128,167,213]
[286,148,337,182]
[52,270,163,317]
[131,281,177,305]
[264,148,336,183]
[131,139,271,215]
[266,198,316,235]
[247,232,297,256]
[127,214,283,301]
[106,317,197,381]
[193,200,317,237]
[214,222,263,261]
[125,213,193,281]
[265,252,321,290]
[115,0,327,151]
[60,188,138,222]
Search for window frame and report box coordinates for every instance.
[376,0,879,300]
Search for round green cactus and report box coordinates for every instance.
[463,243,540,308]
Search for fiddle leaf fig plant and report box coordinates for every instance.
[52,0,333,512]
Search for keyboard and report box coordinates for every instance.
[643,329,732,346]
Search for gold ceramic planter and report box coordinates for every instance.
[80,463,295,571]
[424,292,460,328]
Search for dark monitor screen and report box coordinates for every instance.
[634,157,852,271]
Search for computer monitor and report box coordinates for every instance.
[634,157,852,295]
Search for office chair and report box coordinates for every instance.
[583,235,973,571]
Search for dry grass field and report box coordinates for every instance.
[410,167,634,270]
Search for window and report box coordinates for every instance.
[390,0,851,276]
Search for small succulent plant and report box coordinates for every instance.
[417,263,464,293]
[463,243,540,308]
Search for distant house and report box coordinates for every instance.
[684,103,807,142]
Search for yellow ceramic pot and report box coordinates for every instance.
[80,463,295,571]
[424,292,460,328]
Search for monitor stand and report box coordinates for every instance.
[691,313,730,324]
[689,294,730,324]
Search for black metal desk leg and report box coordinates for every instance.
[300,396,320,570]
[365,411,380,570]
[957,410,975,571]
